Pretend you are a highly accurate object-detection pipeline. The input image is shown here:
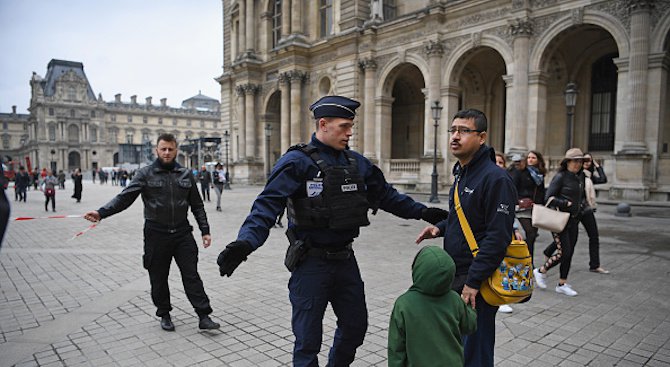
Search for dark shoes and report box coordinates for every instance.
[160,316,175,331]
[216,206,222,212]
[198,316,220,330]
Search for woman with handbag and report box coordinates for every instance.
[542,152,609,275]
[509,151,546,261]
[533,148,586,297]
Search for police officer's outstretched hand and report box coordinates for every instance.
[421,207,449,225]
[217,240,253,277]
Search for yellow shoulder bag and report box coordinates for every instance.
[454,182,534,306]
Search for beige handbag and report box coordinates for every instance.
[531,197,570,233]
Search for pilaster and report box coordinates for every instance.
[359,57,378,158]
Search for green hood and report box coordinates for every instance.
[410,246,455,296]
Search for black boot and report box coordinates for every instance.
[198,316,220,330]
[160,315,175,331]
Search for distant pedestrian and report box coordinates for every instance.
[15,166,30,202]
[212,163,225,211]
[41,170,58,212]
[0,163,9,248]
[198,166,211,202]
[388,246,477,367]
[58,170,66,189]
[32,169,39,190]
[92,168,97,183]
[71,168,83,203]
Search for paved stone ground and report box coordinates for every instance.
[1,181,669,366]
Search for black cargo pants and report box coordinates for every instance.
[143,225,212,318]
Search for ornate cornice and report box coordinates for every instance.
[424,40,445,57]
[288,70,307,83]
[628,0,655,12]
[510,18,534,36]
[242,83,260,95]
[358,57,378,71]
[278,72,291,85]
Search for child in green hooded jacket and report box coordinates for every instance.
[388,246,477,366]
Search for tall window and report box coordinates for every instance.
[2,122,7,130]
[68,86,76,100]
[109,128,118,143]
[320,0,333,38]
[90,126,98,142]
[2,135,9,149]
[48,108,54,116]
[126,133,134,144]
[383,0,397,21]
[68,125,79,143]
[49,125,56,141]
[272,0,282,48]
[589,54,617,151]
[70,109,75,118]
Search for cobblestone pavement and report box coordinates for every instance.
[1,181,669,366]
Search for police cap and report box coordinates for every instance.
[309,95,360,120]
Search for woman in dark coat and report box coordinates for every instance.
[533,148,587,297]
[71,168,83,203]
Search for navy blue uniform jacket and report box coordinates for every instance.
[237,134,427,249]
[436,145,517,290]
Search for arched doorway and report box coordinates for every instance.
[537,25,619,157]
[452,47,507,152]
[264,90,281,177]
[390,64,425,159]
[68,151,81,171]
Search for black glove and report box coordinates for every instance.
[217,240,253,277]
[421,207,448,225]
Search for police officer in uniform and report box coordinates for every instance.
[84,133,220,332]
[217,96,448,366]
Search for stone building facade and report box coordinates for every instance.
[217,0,670,201]
[1,59,222,176]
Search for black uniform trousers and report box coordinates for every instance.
[143,226,212,318]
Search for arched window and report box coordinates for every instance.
[272,0,282,48]
[589,54,617,151]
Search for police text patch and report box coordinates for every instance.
[341,184,358,192]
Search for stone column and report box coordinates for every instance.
[235,85,246,159]
[359,57,377,158]
[245,0,255,54]
[279,72,291,153]
[502,75,514,153]
[509,18,533,153]
[281,0,291,39]
[621,0,653,153]
[243,84,259,158]
[289,70,304,144]
[527,72,548,152]
[425,40,444,157]
[291,0,302,35]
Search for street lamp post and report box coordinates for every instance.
[564,82,578,150]
[264,123,273,179]
[429,101,443,203]
[223,130,231,190]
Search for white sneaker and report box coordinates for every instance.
[498,304,513,313]
[555,283,578,297]
[533,268,547,289]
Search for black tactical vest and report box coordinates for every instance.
[286,144,370,230]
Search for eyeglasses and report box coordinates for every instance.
[447,126,483,135]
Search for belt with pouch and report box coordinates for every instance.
[307,242,353,260]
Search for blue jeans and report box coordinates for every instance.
[288,254,368,367]
[463,293,498,367]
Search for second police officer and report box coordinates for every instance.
[217,96,449,367]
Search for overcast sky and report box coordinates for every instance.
[0,0,223,114]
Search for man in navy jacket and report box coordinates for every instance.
[416,108,517,367]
